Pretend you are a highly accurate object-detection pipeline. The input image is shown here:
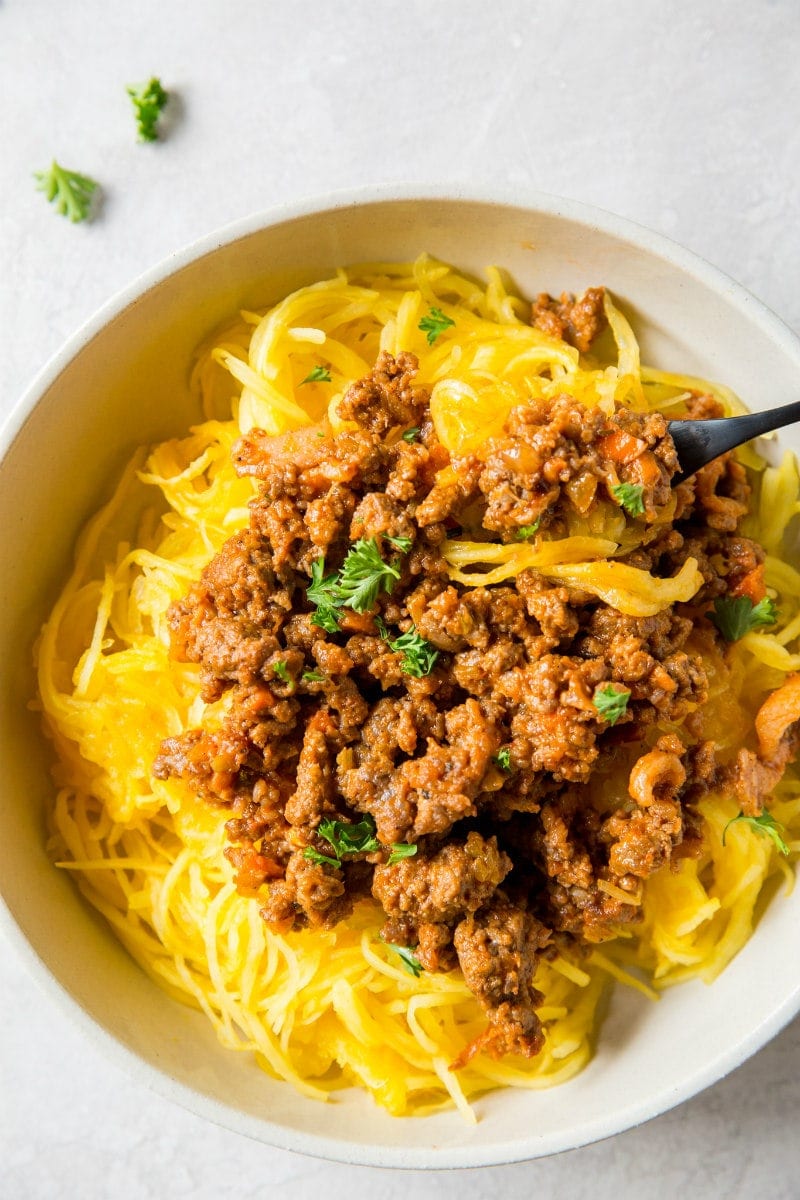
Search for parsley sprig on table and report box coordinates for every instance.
[610,482,646,517]
[304,816,417,869]
[722,811,789,855]
[593,684,631,725]
[34,161,99,223]
[418,306,455,346]
[127,77,169,141]
[708,595,778,642]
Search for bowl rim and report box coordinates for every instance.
[3,183,800,1169]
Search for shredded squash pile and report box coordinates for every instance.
[37,257,800,1119]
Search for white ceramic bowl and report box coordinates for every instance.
[2,187,800,1169]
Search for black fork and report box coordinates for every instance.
[668,400,800,482]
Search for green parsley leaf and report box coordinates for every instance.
[494,747,512,772]
[610,482,646,517]
[307,557,341,632]
[307,541,401,625]
[516,519,541,540]
[306,816,413,870]
[302,365,332,384]
[384,625,439,678]
[401,427,420,443]
[34,161,99,223]
[307,557,338,606]
[381,938,424,977]
[387,843,418,865]
[336,538,400,613]
[302,669,325,683]
[126,77,169,142]
[303,847,341,869]
[311,607,340,634]
[318,816,382,858]
[593,685,631,726]
[418,306,455,346]
[708,595,778,643]
[384,534,413,553]
[722,810,790,855]
[272,660,290,683]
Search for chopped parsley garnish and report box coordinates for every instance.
[307,557,341,632]
[394,634,437,678]
[610,482,646,517]
[272,660,290,683]
[494,747,512,772]
[375,619,438,677]
[516,519,541,540]
[127,77,169,142]
[301,668,325,683]
[722,811,789,856]
[381,938,424,977]
[335,538,400,612]
[593,685,631,725]
[310,606,340,634]
[387,843,418,865]
[384,533,413,553]
[418,306,455,346]
[34,161,98,223]
[708,595,778,643]
[318,817,381,858]
[304,815,416,870]
[303,847,341,869]
[307,557,338,607]
[401,427,420,443]
[306,540,400,625]
[301,365,332,384]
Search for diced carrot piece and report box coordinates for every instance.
[755,673,800,759]
[597,430,647,465]
[730,564,766,604]
[631,451,661,488]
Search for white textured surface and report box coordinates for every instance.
[2,1,800,1195]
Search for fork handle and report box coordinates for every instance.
[667,400,800,481]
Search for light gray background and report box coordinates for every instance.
[2,2,800,1197]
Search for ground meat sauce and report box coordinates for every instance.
[152,312,775,1068]
[531,287,607,354]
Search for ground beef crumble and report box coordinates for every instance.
[152,339,787,1068]
[531,287,607,354]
